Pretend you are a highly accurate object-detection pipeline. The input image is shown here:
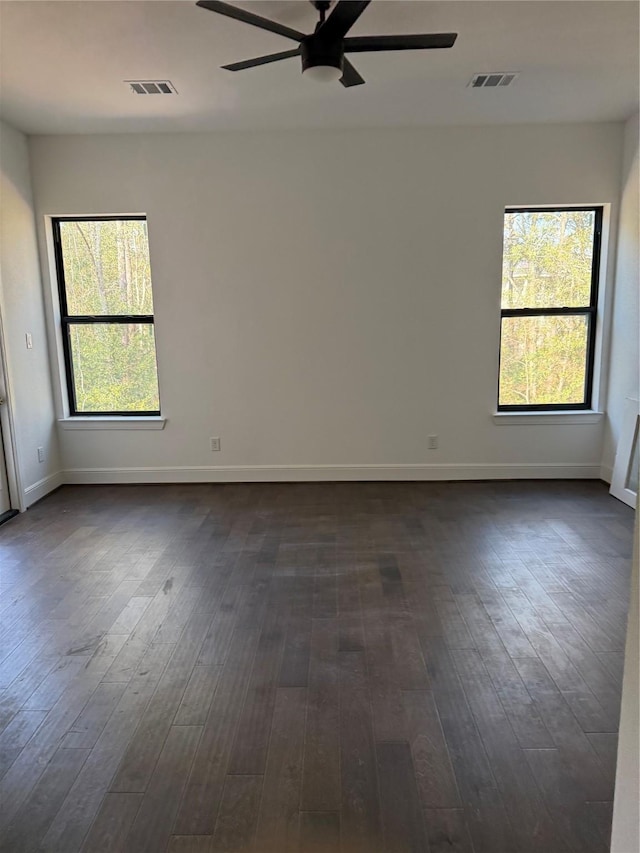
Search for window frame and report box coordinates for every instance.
[497,205,603,412]
[52,215,161,417]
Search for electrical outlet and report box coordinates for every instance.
[37,446,45,463]
[26,333,33,350]
[210,437,221,452]
[428,435,438,450]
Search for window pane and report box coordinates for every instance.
[59,219,154,315]
[499,315,589,406]
[69,323,160,412]
[501,210,596,309]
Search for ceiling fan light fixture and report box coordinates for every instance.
[302,63,342,82]
[300,36,343,83]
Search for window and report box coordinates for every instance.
[498,206,602,411]
[52,216,160,416]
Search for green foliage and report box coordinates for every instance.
[60,220,160,412]
[499,210,595,406]
[500,315,588,406]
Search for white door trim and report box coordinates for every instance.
[0,293,25,512]
[610,398,640,509]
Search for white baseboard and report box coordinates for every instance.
[62,462,602,485]
[23,471,65,507]
[600,464,614,484]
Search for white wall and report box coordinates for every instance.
[602,114,639,481]
[28,123,623,483]
[0,119,61,505]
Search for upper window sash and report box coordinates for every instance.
[53,216,155,319]
[501,206,602,312]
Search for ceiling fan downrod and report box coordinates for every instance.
[311,0,332,28]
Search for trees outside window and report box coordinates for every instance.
[498,207,602,410]
[53,217,160,415]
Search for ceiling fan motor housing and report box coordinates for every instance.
[301,35,344,75]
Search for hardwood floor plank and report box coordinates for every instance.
[0,747,90,853]
[500,589,612,733]
[389,616,429,690]
[173,664,222,727]
[299,811,341,853]
[109,596,153,635]
[452,593,506,657]
[478,650,553,749]
[0,710,47,778]
[338,614,365,652]
[37,643,175,853]
[21,656,91,712]
[197,610,241,668]
[340,679,380,852]
[227,604,286,775]
[0,659,115,827]
[595,651,625,686]
[514,657,612,802]
[547,621,621,727]
[472,589,538,658]
[110,611,212,792]
[254,687,305,853]
[435,599,475,650]
[121,725,202,853]
[586,800,614,849]
[548,592,622,652]
[401,689,460,809]
[167,837,214,853]
[80,793,143,853]
[450,648,565,852]
[173,621,263,835]
[0,655,60,733]
[211,774,262,852]
[61,682,127,750]
[278,614,312,688]
[586,732,619,790]
[301,618,340,811]
[375,741,428,853]
[0,627,60,692]
[421,636,517,853]
[151,586,203,644]
[424,808,474,853]
[362,611,407,743]
[313,574,338,618]
[524,748,608,853]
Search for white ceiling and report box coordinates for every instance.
[0,0,638,134]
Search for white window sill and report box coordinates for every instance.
[58,417,166,431]
[492,411,603,425]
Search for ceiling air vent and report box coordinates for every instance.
[126,80,177,95]
[469,72,519,89]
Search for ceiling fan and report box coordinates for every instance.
[196,0,457,87]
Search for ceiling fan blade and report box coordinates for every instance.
[223,49,300,71]
[319,0,371,39]
[340,58,365,87]
[196,1,305,42]
[344,33,458,52]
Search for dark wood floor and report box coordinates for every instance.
[0,481,633,853]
